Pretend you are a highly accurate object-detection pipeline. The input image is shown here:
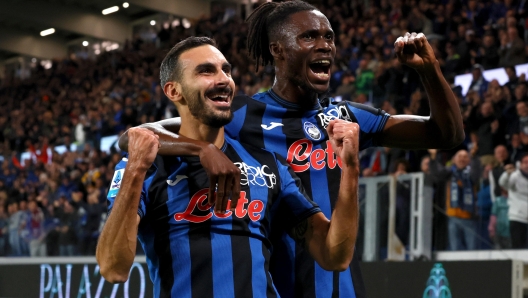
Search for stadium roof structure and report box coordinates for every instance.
[0,0,213,62]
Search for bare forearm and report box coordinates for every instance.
[96,164,146,283]
[419,61,465,147]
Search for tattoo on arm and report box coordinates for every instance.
[291,217,312,248]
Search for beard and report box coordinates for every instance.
[182,84,233,128]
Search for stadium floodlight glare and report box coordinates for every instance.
[150,20,156,26]
[102,6,119,15]
[122,2,129,8]
[82,41,89,47]
[40,28,55,36]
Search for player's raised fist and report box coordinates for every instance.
[394,32,437,72]
[327,120,359,168]
[127,127,160,170]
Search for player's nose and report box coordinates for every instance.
[315,37,332,53]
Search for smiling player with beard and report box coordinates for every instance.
[118,1,465,297]
[97,36,363,298]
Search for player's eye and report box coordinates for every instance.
[301,33,314,40]
[325,34,334,40]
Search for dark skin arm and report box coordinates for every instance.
[118,118,241,213]
[379,32,465,149]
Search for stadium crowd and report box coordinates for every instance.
[2,0,528,257]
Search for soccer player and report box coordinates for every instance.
[96,36,362,297]
[119,1,464,297]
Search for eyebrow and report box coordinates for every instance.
[300,29,334,36]
[194,62,232,72]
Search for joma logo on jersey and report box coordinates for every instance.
[174,189,264,223]
[234,162,276,188]
[286,139,342,173]
[317,105,353,128]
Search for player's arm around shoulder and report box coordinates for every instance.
[96,127,159,283]
[118,118,241,206]
[291,119,360,271]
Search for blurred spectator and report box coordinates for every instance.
[477,164,493,249]
[430,150,480,251]
[393,159,411,247]
[468,64,489,99]
[478,34,500,70]
[489,145,512,203]
[504,66,520,95]
[442,42,462,75]
[360,147,388,177]
[74,189,105,255]
[489,196,512,249]
[499,27,526,67]
[355,59,374,96]
[0,204,7,256]
[509,133,526,163]
[7,201,26,256]
[334,71,356,102]
[25,200,46,256]
[499,154,528,248]
[468,102,500,156]
[56,201,78,256]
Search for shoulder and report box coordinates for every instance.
[342,101,388,117]
[226,136,275,161]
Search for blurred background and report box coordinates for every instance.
[0,0,528,297]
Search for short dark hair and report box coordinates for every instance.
[159,36,217,87]
[246,0,317,71]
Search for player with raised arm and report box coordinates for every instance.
[118,1,464,297]
[97,36,361,298]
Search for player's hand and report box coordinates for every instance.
[127,127,160,170]
[199,144,241,214]
[394,32,437,73]
[327,119,359,168]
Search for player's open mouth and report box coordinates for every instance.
[206,90,231,107]
[308,59,331,80]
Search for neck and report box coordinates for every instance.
[272,69,319,106]
[179,117,225,149]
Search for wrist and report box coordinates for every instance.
[341,161,359,174]
[198,142,217,158]
[417,60,440,77]
[126,159,151,173]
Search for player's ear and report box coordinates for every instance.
[164,81,184,104]
[269,41,283,61]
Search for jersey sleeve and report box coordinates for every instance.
[344,101,390,149]
[273,153,321,229]
[224,95,250,140]
[106,155,157,219]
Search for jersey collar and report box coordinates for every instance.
[267,89,322,110]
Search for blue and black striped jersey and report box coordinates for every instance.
[225,90,390,298]
[107,136,321,298]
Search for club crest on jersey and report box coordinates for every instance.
[174,189,264,223]
[107,169,125,198]
[303,122,322,141]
